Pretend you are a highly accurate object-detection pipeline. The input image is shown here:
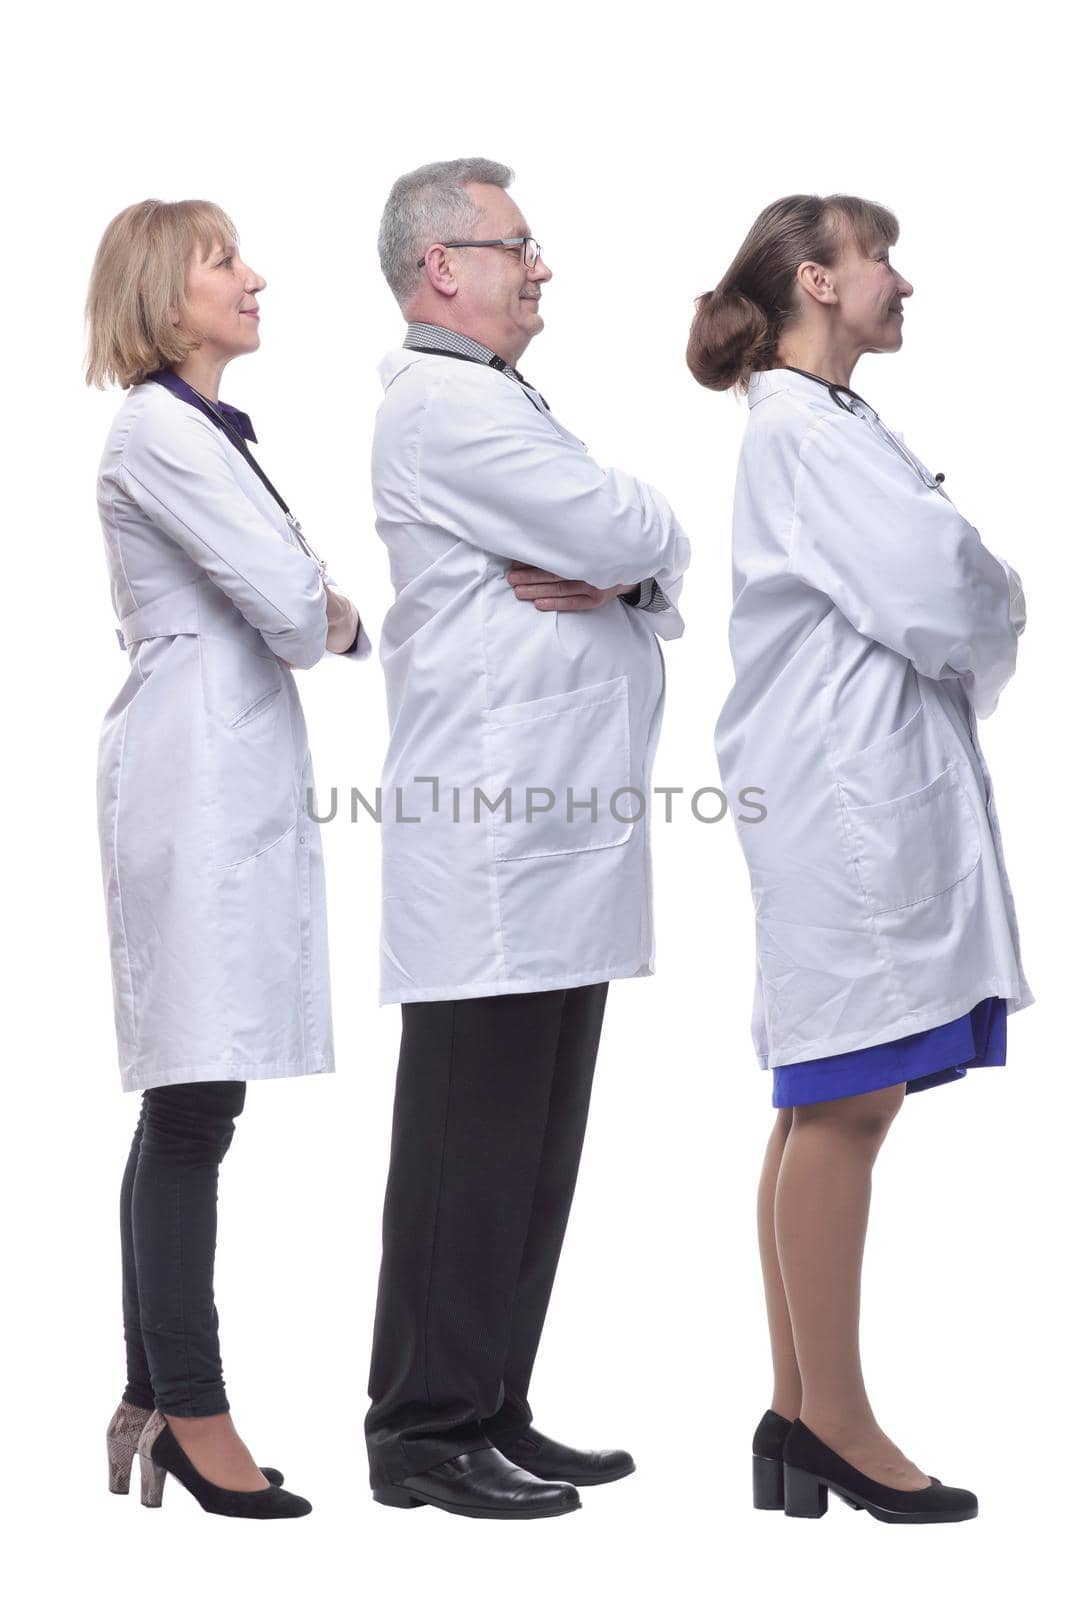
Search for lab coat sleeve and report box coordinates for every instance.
[637,567,687,641]
[118,409,329,669]
[336,613,373,659]
[413,367,691,629]
[788,415,1020,718]
[999,558,1027,635]
[620,574,685,639]
[621,577,660,609]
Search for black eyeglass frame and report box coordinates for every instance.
[416,236,541,270]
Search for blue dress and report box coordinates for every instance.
[772,997,1007,1108]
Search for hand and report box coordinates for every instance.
[324,583,360,653]
[506,562,639,611]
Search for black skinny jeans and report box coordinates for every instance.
[120,1080,246,1417]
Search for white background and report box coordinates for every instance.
[3,2,1061,1595]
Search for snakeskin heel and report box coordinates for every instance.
[137,1410,169,1507]
[108,1398,285,1499]
[106,1400,154,1495]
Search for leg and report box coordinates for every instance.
[132,1079,266,1491]
[757,1107,802,1419]
[488,981,608,1442]
[119,1096,155,1411]
[775,1081,930,1488]
[365,991,568,1488]
[105,1100,155,1494]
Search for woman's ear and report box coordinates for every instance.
[795,260,838,307]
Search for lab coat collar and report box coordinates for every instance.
[377,345,515,390]
[377,346,548,411]
[746,366,842,410]
[378,348,430,390]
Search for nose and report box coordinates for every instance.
[898,274,913,299]
[246,264,266,294]
[530,254,552,284]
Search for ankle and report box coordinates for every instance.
[163,1411,232,1426]
[164,1412,238,1446]
[799,1408,878,1446]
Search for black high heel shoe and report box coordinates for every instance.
[105,1401,285,1493]
[752,1409,794,1509]
[137,1411,311,1518]
[782,1419,978,1523]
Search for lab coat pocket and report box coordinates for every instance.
[839,764,982,914]
[483,676,633,862]
[202,638,297,869]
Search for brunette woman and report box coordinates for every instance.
[689,195,1030,1523]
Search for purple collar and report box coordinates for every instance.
[147,368,258,443]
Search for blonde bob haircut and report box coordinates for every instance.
[84,199,239,389]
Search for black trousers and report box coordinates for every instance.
[120,1080,246,1417]
[365,983,609,1487]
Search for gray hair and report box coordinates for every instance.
[378,156,515,307]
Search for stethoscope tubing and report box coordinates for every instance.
[779,365,944,490]
[194,389,329,569]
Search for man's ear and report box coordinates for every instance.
[795,260,838,307]
[423,244,460,300]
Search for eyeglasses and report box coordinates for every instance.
[416,236,542,270]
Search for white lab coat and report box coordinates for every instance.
[96,380,371,1092]
[715,366,1033,1070]
[372,349,690,1002]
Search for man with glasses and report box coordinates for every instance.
[365,157,690,1519]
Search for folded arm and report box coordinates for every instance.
[120,410,328,669]
[789,415,1021,717]
[414,368,690,618]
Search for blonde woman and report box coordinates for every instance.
[688,195,1029,1523]
[86,200,369,1519]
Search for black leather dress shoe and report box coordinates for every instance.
[492,1425,635,1486]
[372,1446,581,1519]
[783,1420,977,1523]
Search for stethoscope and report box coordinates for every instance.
[781,365,946,491]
